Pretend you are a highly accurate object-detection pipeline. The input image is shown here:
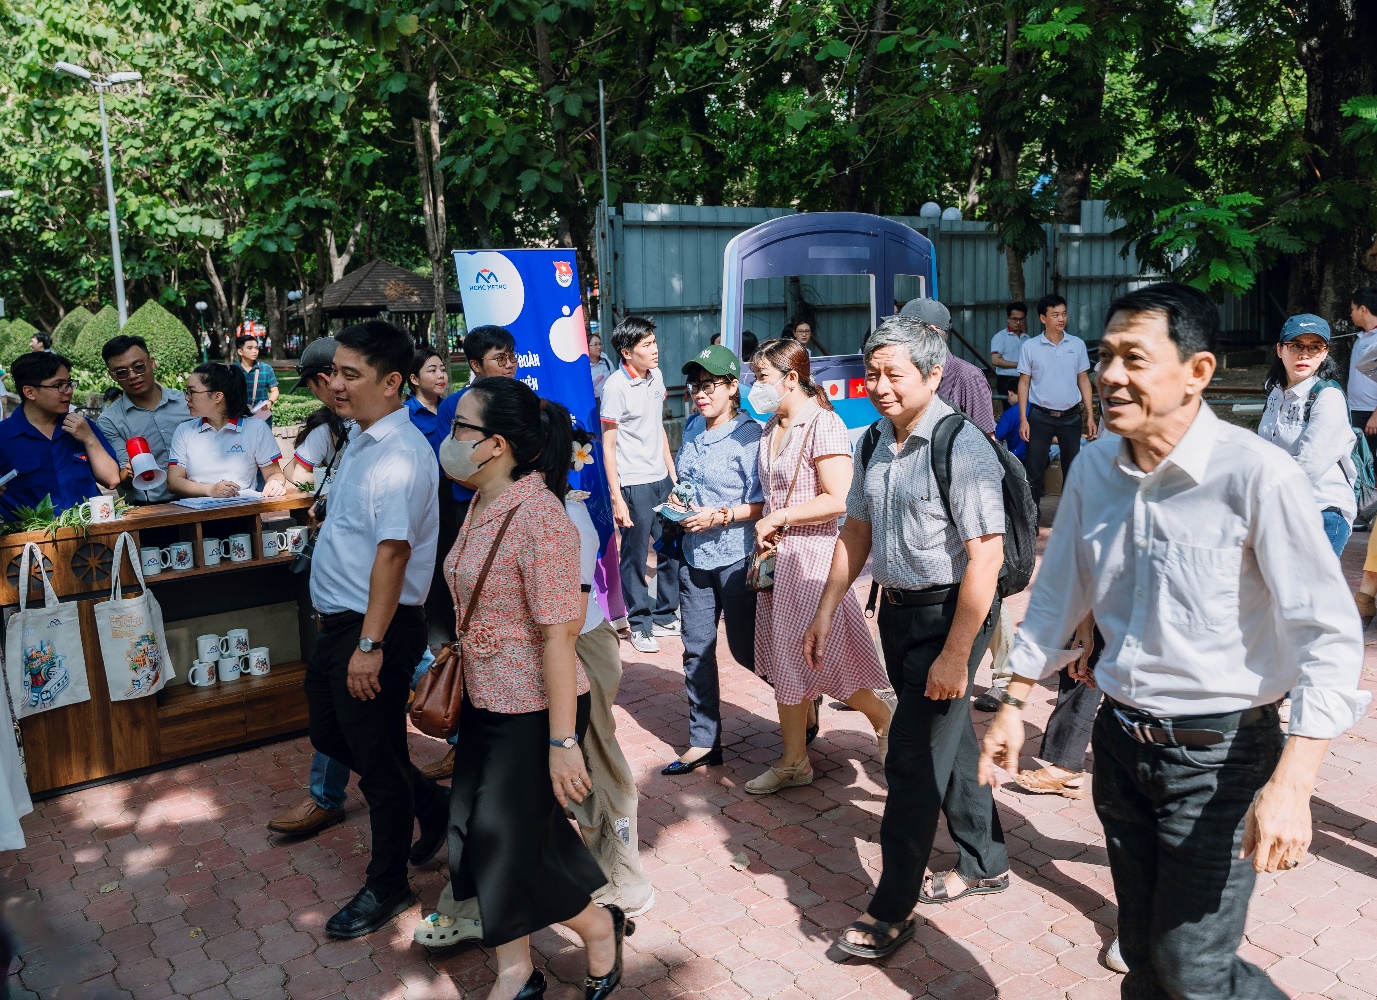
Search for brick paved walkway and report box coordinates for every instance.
[3,525,1375,999]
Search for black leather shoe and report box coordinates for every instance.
[972,691,1001,713]
[409,802,448,866]
[660,748,722,776]
[516,969,547,998]
[325,884,416,939]
[806,694,823,744]
[585,904,635,999]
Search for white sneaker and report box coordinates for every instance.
[630,632,659,653]
[652,620,681,637]
[1105,937,1128,974]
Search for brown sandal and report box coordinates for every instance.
[918,870,1009,904]
[1015,766,1086,799]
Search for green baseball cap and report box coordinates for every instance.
[682,344,741,379]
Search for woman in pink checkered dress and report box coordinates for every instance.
[747,340,894,795]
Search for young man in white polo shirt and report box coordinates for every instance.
[1017,293,1095,505]
[600,316,679,653]
[988,301,1028,402]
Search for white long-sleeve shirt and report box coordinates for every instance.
[1006,402,1369,739]
[1257,377,1356,520]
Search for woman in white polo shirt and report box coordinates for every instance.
[167,363,288,498]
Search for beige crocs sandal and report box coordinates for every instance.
[1015,767,1086,799]
[413,911,483,947]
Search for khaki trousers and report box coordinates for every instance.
[439,618,649,915]
[987,601,1016,691]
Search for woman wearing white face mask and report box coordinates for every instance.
[745,340,894,796]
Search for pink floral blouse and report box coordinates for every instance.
[445,473,589,713]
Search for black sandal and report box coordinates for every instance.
[917,870,1009,904]
[585,904,635,999]
[836,915,915,960]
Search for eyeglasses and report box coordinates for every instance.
[108,360,149,381]
[183,387,216,397]
[484,352,517,367]
[451,419,492,436]
[37,380,74,392]
[686,380,727,395]
[1283,341,1328,357]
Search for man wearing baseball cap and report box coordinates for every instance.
[898,298,996,434]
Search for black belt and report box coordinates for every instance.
[1031,402,1083,419]
[1107,698,1277,748]
[314,609,365,631]
[883,585,955,606]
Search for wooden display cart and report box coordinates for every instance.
[0,493,319,798]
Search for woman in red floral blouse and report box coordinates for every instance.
[439,378,630,1000]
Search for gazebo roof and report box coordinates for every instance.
[321,258,463,317]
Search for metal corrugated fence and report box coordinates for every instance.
[595,201,1266,408]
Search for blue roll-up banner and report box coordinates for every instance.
[453,248,626,622]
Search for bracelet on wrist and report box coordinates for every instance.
[999,691,1025,710]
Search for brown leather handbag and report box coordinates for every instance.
[410,506,519,739]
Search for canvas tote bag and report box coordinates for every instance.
[93,532,173,700]
[4,542,92,719]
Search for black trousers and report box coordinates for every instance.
[1025,405,1083,504]
[425,491,466,645]
[449,693,604,947]
[1039,627,1104,772]
[1349,409,1377,460]
[1093,703,1286,999]
[304,604,444,894]
[869,593,1009,922]
[618,477,680,635]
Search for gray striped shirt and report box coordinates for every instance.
[845,396,1005,588]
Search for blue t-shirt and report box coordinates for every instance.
[0,405,117,521]
[994,406,1027,461]
[405,394,448,451]
[434,388,474,502]
[675,412,765,570]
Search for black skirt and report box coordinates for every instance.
[448,692,603,946]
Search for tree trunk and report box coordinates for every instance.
[406,43,449,350]
[1285,0,1377,320]
[266,285,286,361]
[829,0,892,211]
[1005,245,1027,304]
[325,218,364,284]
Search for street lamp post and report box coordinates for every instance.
[195,300,209,361]
[54,62,142,328]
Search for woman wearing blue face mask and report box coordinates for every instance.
[743,340,893,797]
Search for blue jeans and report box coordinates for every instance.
[1322,508,1351,558]
[310,648,444,811]
[678,557,757,749]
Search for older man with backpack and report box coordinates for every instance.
[804,314,1037,960]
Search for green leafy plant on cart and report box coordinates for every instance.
[3,495,131,538]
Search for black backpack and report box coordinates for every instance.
[858,413,1038,600]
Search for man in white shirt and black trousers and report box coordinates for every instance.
[306,320,449,939]
[1018,292,1096,505]
[982,283,1370,997]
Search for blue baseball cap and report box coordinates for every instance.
[1280,314,1330,343]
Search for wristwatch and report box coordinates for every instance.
[548,736,579,749]
[999,691,1025,709]
[358,636,385,653]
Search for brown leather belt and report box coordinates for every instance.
[1031,402,1083,419]
[1107,698,1278,748]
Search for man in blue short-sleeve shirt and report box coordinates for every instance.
[0,352,120,522]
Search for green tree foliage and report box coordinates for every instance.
[70,304,120,375]
[51,304,93,353]
[119,299,198,379]
[0,317,39,367]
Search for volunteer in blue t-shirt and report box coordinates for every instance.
[993,387,1028,462]
[0,352,121,522]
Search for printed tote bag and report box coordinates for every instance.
[93,533,173,700]
[4,542,92,718]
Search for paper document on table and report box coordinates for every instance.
[172,490,263,511]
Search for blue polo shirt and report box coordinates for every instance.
[0,405,117,521]
[405,394,447,451]
[434,388,475,503]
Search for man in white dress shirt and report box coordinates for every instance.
[306,320,447,939]
[981,283,1370,998]
[1017,293,1096,504]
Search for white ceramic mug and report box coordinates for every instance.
[196,634,228,661]
[188,659,217,687]
[283,526,307,554]
[140,546,169,576]
[247,647,271,676]
[218,655,245,682]
[169,541,194,572]
[262,531,288,558]
[202,537,230,566]
[228,534,252,563]
[226,628,250,656]
[79,495,117,523]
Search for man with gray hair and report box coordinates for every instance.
[807,314,1010,960]
[899,297,995,433]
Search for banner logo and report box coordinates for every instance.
[554,261,574,287]
[473,268,503,288]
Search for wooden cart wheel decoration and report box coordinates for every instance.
[6,551,55,597]
[72,542,115,589]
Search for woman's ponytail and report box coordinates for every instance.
[466,378,573,500]
[530,397,574,501]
